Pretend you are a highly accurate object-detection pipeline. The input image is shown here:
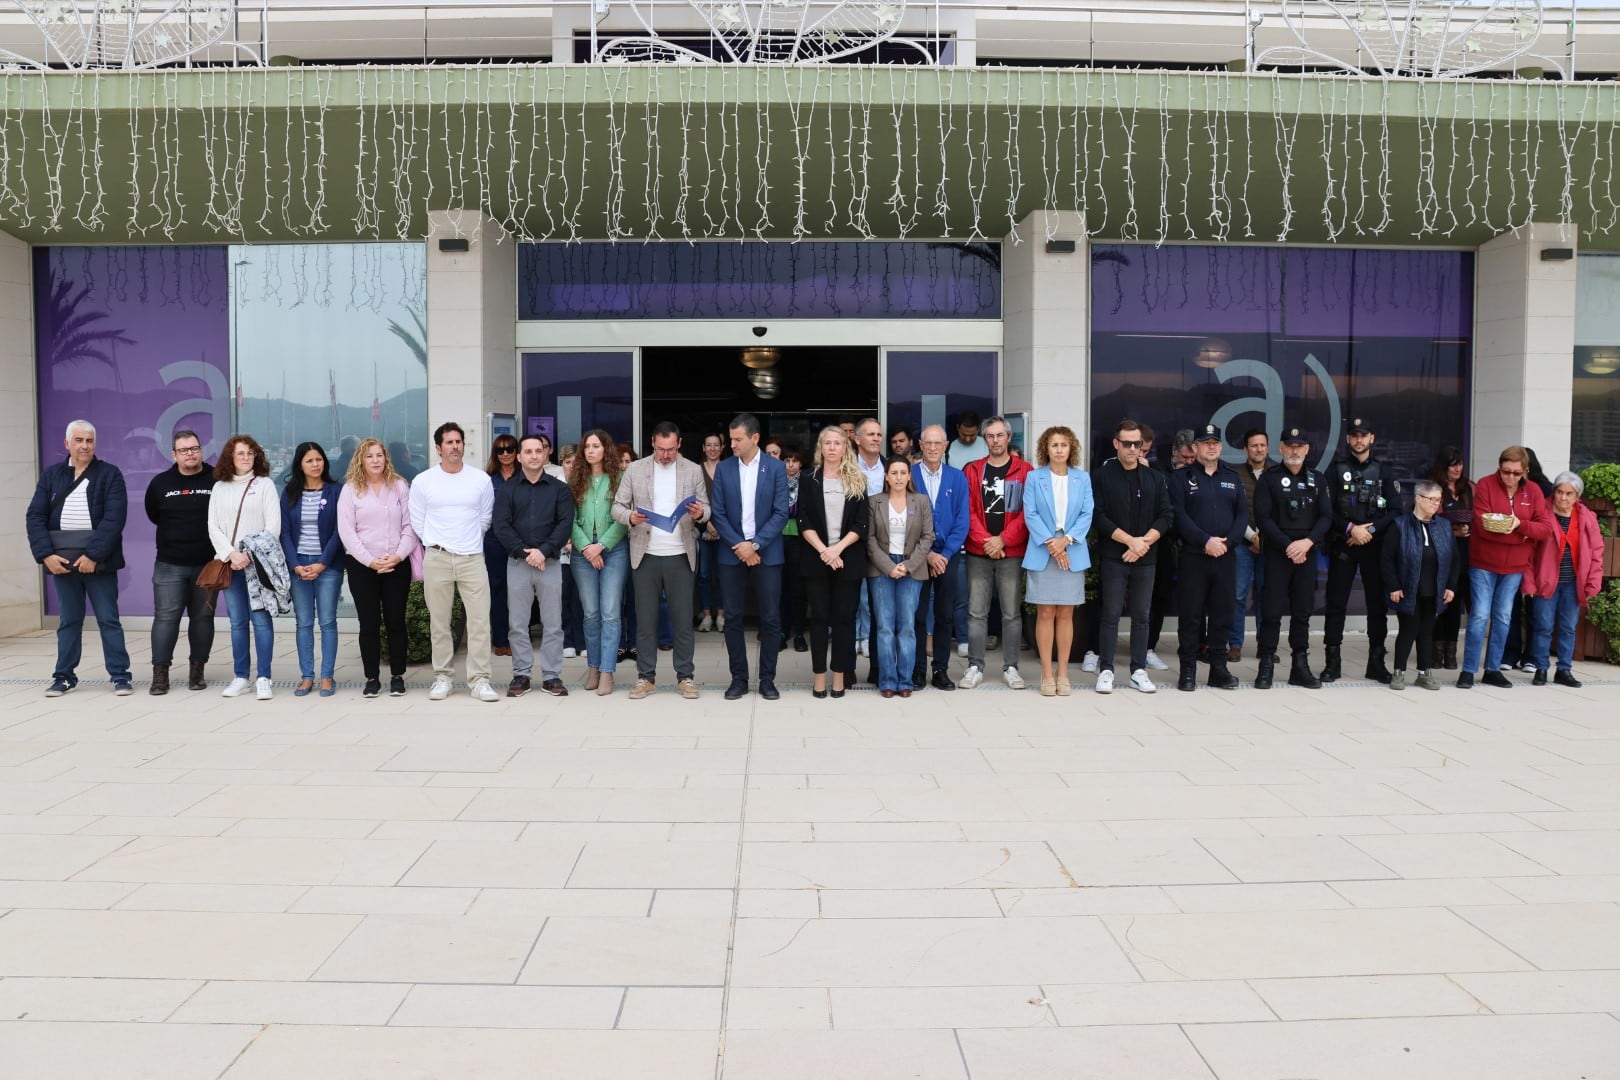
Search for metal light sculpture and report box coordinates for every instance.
[1256,0,1558,79]
[0,0,262,70]
[593,0,927,63]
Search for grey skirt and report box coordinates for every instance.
[1024,564,1086,605]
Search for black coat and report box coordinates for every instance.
[796,468,869,580]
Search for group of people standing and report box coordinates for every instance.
[27,410,1604,701]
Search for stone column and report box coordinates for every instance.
[425,211,518,459]
[1473,224,1578,479]
[1000,210,1088,449]
[0,228,40,635]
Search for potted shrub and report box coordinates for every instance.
[380,581,466,664]
[1579,462,1620,518]
[1579,578,1620,664]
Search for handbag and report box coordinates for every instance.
[198,481,254,592]
[48,529,95,564]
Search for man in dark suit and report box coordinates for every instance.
[710,412,791,700]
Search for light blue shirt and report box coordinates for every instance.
[858,455,886,495]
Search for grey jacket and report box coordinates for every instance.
[865,492,935,580]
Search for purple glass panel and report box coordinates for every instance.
[885,350,998,449]
[35,246,232,617]
[520,242,1001,321]
[1090,244,1472,482]
[521,352,635,449]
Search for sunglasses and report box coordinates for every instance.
[496,446,518,455]
[1116,439,1144,448]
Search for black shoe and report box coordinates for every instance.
[1366,654,1393,685]
[813,687,829,699]
[759,680,780,701]
[1481,670,1513,689]
[362,679,382,698]
[1176,666,1197,692]
[830,687,846,699]
[724,680,748,700]
[507,676,531,697]
[1555,669,1582,688]
[794,635,809,653]
[188,661,208,691]
[1288,655,1322,690]
[930,670,956,692]
[1457,671,1475,689]
[540,678,568,697]
[1254,657,1275,690]
[1207,667,1239,690]
[44,675,76,698]
[389,676,407,697]
[1320,645,1342,684]
[1197,645,1211,664]
[150,664,170,696]
[866,668,879,686]
[1532,669,1548,686]
[911,677,927,691]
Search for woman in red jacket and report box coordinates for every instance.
[1459,446,1552,689]
[1526,471,1604,688]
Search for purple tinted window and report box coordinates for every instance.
[885,351,998,450]
[521,352,635,449]
[519,242,1001,320]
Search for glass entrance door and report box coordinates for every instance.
[520,351,635,449]
[883,349,999,448]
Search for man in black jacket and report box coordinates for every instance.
[1322,418,1401,684]
[25,420,131,697]
[1169,425,1246,692]
[493,436,576,698]
[144,429,217,694]
[1090,418,1174,694]
[1254,428,1332,689]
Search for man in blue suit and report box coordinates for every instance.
[911,424,969,691]
[710,412,791,700]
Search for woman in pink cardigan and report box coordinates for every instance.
[1526,471,1605,688]
[338,438,420,698]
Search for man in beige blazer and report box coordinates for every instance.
[611,421,711,699]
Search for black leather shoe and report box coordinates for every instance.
[1456,671,1475,689]
[1287,655,1321,689]
[759,680,780,701]
[1555,669,1582,688]
[724,680,748,700]
[1532,669,1548,686]
[1320,645,1342,684]
[812,687,828,699]
[1176,666,1197,692]
[1481,670,1513,689]
[1254,657,1274,690]
[1207,667,1239,690]
[793,636,809,653]
[930,670,956,692]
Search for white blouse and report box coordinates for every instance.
[886,499,908,555]
[1051,472,1070,537]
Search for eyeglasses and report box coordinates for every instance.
[1499,467,1523,478]
[1415,494,1442,503]
[1116,439,1144,448]
[174,445,202,454]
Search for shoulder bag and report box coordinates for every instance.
[197,481,252,592]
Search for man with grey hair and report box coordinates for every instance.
[25,420,133,697]
[910,424,970,690]
[1379,478,1458,691]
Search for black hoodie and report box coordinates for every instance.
[145,462,217,565]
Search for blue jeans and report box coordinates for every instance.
[871,556,923,692]
[1462,567,1523,675]
[53,571,130,683]
[1530,580,1580,673]
[856,577,872,642]
[290,553,343,680]
[224,569,275,679]
[1231,542,1263,649]
[573,541,629,673]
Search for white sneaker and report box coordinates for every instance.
[428,676,452,701]
[563,647,578,659]
[1003,666,1026,690]
[471,678,500,702]
[1081,651,1099,673]
[697,615,713,633]
[957,643,969,657]
[254,677,272,701]
[1095,669,1115,694]
[1129,669,1157,694]
[1144,650,1169,671]
[957,664,984,689]
[221,676,251,698]
[716,613,726,631]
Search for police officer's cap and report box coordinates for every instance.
[1346,418,1373,436]
[1193,424,1222,443]
[1280,427,1310,445]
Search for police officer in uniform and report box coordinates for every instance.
[1253,428,1331,689]
[1169,425,1246,692]
[1322,418,1400,684]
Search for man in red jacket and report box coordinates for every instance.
[1459,445,1552,689]
[959,416,1034,689]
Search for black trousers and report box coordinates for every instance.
[1324,540,1388,650]
[718,560,782,683]
[346,556,410,679]
[804,566,862,675]
[781,535,808,638]
[1098,557,1155,674]
[1434,537,1470,645]
[912,553,959,681]
[1177,549,1235,667]
[1148,542,1179,650]
[1394,595,1438,672]
[1259,549,1317,656]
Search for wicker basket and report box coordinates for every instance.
[1480,512,1515,534]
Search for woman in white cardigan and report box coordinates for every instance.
[209,435,282,700]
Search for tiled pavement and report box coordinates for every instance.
[1,628,1619,1079]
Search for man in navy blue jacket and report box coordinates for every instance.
[26,420,131,697]
[910,425,969,691]
[1169,424,1247,692]
[710,413,790,700]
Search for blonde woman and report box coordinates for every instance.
[796,427,869,698]
[338,438,420,698]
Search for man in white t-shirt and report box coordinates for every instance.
[611,421,711,700]
[409,421,498,702]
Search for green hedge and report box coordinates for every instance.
[380,582,466,664]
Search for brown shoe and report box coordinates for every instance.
[597,673,613,696]
[506,676,531,697]
[149,664,170,696]
[629,678,655,700]
[677,678,700,699]
[493,646,511,657]
[584,668,601,691]
[1227,646,1243,664]
[188,661,207,691]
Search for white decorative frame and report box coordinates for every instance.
[593,0,929,64]
[0,0,264,70]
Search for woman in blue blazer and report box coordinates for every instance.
[281,442,345,697]
[1021,426,1094,697]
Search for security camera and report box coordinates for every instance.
[752,326,768,338]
